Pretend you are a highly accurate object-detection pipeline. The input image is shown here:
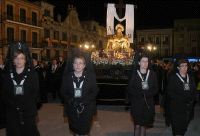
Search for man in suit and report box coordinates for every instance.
[46,58,60,100]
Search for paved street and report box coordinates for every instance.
[0,103,200,136]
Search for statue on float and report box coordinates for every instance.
[105,24,133,59]
[91,23,134,65]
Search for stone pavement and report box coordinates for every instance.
[0,103,200,136]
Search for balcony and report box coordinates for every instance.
[42,38,68,49]
[2,12,42,27]
[29,42,45,48]
[0,39,45,48]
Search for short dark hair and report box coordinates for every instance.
[13,49,26,59]
[73,55,86,64]
[177,58,188,67]
[136,53,151,69]
[138,54,150,62]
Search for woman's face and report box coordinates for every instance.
[14,53,26,69]
[139,57,149,70]
[117,27,123,34]
[178,63,188,75]
[73,58,86,73]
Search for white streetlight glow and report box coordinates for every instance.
[84,44,89,49]
[147,46,152,51]
[146,43,157,52]
[91,45,95,48]
[79,42,95,51]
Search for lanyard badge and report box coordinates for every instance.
[14,85,24,95]
[73,81,84,98]
[141,81,149,90]
[176,73,190,91]
[74,88,82,98]
[183,83,190,91]
[137,70,150,90]
[10,73,27,96]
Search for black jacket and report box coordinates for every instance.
[60,71,98,134]
[127,70,158,126]
[1,69,39,116]
[166,73,196,134]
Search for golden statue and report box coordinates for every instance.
[106,24,133,59]
[106,24,130,51]
[91,24,134,65]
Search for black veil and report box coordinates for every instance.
[63,48,95,76]
[61,48,96,113]
[4,42,33,72]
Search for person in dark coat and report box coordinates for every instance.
[38,61,48,103]
[33,58,43,109]
[61,55,98,136]
[151,59,163,105]
[0,64,6,129]
[166,59,196,136]
[1,43,40,136]
[58,56,66,74]
[161,62,174,127]
[127,54,158,136]
[46,58,60,100]
[57,56,66,103]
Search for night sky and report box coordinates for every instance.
[34,0,200,29]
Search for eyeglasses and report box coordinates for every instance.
[179,64,188,67]
[73,62,85,65]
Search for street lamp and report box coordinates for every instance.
[79,42,95,51]
[146,43,157,58]
[146,43,157,52]
[147,45,152,51]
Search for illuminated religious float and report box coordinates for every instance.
[90,3,135,103]
[91,23,134,67]
[91,23,134,104]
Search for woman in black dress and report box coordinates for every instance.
[127,54,158,136]
[1,43,40,136]
[61,55,98,136]
[166,59,196,136]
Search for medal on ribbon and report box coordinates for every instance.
[176,73,190,91]
[141,81,149,90]
[73,80,84,98]
[14,85,24,95]
[183,83,190,91]
[137,70,150,90]
[74,88,82,98]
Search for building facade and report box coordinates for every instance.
[41,3,107,60]
[0,0,43,60]
[136,29,173,57]
[173,19,200,56]
[136,19,200,58]
[1,1,199,60]
[0,1,107,61]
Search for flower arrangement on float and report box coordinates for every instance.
[90,22,134,67]
[91,51,134,67]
